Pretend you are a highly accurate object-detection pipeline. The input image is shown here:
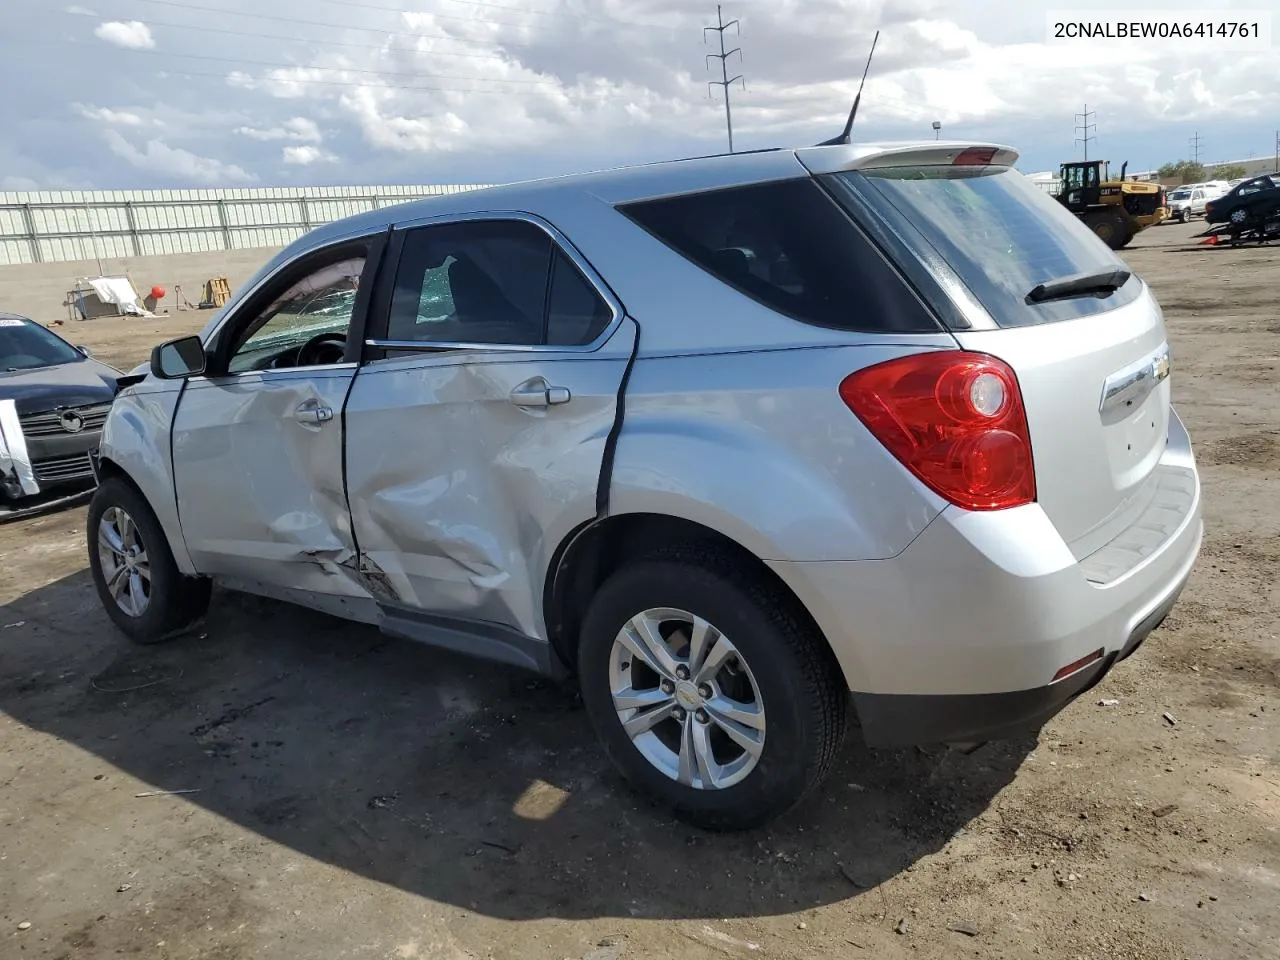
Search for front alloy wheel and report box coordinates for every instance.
[610,608,765,791]
[87,477,211,644]
[97,506,152,617]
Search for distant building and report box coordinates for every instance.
[1204,155,1280,177]
[1023,171,1062,195]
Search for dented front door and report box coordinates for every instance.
[172,367,364,595]
[342,214,631,638]
[342,334,634,639]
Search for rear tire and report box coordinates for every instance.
[578,555,847,831]
[87,477,211,644]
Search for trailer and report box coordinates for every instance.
[1192,209,1280,246]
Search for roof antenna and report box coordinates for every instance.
[817,29,879,146]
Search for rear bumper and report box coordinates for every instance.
[767,408,1203,747]
[849,574,1185,746]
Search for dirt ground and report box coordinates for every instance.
[2,221,1278,960]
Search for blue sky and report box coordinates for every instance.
[1,0,1277,189]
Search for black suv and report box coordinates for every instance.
[1204,174,1280,227]
[1,313,121,516]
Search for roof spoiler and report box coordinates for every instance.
[797,142,1020,175]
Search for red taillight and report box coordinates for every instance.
[839,351,1036,511]
[952,147,997,166]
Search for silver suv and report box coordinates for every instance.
[87,141,1203,830]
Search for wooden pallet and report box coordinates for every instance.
[201,277,231,309]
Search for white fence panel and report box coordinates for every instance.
[0,183,487,266]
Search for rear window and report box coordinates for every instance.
[617,179,941,334]
[828,165,1141,328]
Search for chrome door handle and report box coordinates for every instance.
[294,401,334,424]
[509,378,571,408]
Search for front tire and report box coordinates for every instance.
[1084,209,1130,249]
[578,557,847,831]
[87,477,211,644]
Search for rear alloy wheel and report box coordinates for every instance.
[608,607,766,791]
[1229,208,1249,226]
[87,478,211,644]
[579,557,846,831]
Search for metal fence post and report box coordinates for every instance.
[299,195,312,230]
[216,199,233,252]
[20,203,41,264]
[124,201,142,257]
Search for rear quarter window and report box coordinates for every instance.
[828,166,1143,328]
[617,179,942,334]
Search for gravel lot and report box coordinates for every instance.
[2,220,1278,960]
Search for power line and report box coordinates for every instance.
[65,9,508,60]
[704,5,743,153]
[314,0,610,23]
[438,0,565,13]
[309,0,545,30]
[1074,103,1096,161]
[113,0,535,47]
[163,67,601,96]
[81,45,558,84]
[1189,131,1202,164]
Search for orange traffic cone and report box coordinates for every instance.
[1199,234,1219,245]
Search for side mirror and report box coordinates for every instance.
[150,336,207,379]
[76,345,94,358]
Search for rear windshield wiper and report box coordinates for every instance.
[1025,267,1132,304]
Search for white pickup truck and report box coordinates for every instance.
[1166,182,1228,222]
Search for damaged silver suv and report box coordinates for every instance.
[88,141,1202,830]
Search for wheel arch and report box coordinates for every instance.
[93,452,195,576]
[543,511,849,687]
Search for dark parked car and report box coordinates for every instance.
[0,312,121,517]
[1204,174,1280,227]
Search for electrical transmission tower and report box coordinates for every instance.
[1074,104,1096,160]
[704,5,744,153]
[1189,131,1202,164]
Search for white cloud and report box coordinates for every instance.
[74,103,146,126]
[282,145,337,165]
[236,117,323,142]
[24,0,1280,188]
[66,5,95,14]
[93,20,155,50]
[1,175,42,192]
[103,130,255,184]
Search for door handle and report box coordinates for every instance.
[294,400,334,424]
[509,377,571,408]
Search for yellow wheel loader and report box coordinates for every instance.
[1057,160,1169,250]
